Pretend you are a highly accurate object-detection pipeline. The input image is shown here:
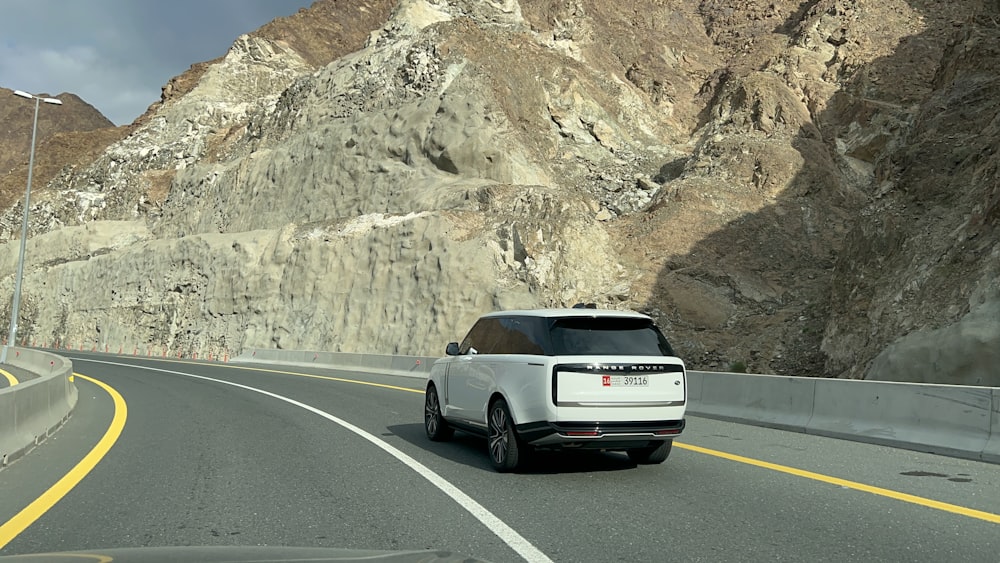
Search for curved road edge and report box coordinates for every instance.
[0,373,126,550]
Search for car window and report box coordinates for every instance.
[492,316,547,355]
[459,318,503,355]
[548,317,675,356]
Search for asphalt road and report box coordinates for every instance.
[0,364,35,389]
[1,353,998,562]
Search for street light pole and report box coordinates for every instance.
[1,90,62,364]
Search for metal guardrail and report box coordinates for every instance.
[0,347,78,468]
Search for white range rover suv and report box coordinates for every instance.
[424,307,687,471]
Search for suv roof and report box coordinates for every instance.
[479,308,651,320]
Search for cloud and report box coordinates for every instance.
[38,45,102,74]
[0,0,313,126]
[0,42,153,124]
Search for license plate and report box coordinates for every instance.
[601,375,648,387]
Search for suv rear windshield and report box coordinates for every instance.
[548,317,674,356]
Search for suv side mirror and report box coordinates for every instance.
[445,342,460,356]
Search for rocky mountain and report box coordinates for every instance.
[0,89,116,212]
[0,0,996,385]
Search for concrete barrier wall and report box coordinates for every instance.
[237,348,436,379]
[685,367,703,404]
[0,347,78,467]
[984,390,1000,463]
[691,372,816,433]
[687,370,998,463]
[808,378,992,459]
[235,350,1000,464]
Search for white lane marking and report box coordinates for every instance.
[80,359,553,563]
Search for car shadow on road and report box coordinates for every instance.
[386,422,639,474]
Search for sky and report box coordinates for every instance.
[0,0,314,126]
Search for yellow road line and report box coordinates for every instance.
[228,364,425,394]
[674,442,1000,524]
[0,368,17,387]
[137,357,425,394]
[10,554,113,562]
[0,373,127,549]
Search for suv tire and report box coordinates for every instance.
[488,399,523,472]
[424,384,454,441]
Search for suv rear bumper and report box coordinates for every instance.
[517,419,685,448]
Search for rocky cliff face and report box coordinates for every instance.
[822,16,1000,385]
[0,0,997,383]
